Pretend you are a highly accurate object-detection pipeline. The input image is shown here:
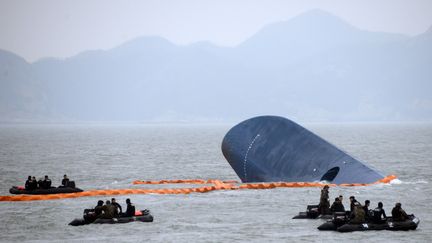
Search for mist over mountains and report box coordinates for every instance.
[1,10,431,123]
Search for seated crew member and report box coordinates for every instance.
[338,195,345,208]
[25,176,32,190]
[318,185,330,215]
[61,174,70,187]
[37,177,44,189]
[350,202,366,224]
[111,198,122,216]
[349,196,358,213]
[42,175,52,189]
[85,200,104,222]
[100,200,117,219]
[94,200,104,217]
[330,197,345,213]
[29,176,38,190]
[392,202,409,221]
[363,200,371,220]
[124,198,136,217]
[372,202,387,223]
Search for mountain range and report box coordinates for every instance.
[1,10,431,123]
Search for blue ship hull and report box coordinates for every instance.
[221,116,384,184]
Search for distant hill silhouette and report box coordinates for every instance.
[1,10,431,122]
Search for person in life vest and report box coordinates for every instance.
[350,202,366,224]
[318,185,330,215]
[111,198,122,217]
[372,202,387,223]
[100,200,117,219]
[392,202,409,221]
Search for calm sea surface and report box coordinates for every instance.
[0,123,431,242]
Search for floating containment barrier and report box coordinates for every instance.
[0,175,396,202]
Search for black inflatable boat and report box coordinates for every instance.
[69,209,154,226]
[292,205,332,219]
[318,213,420,232]
[317,212,353,231]
[9,185,83,195]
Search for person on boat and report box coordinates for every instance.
[349,196,358,213]
[25,176,32,190]
[363,200,371,220]
[330,197,345,213]
[111,198,122,216]
[123,198,136,217]
[350,202,366,224]
[94,200,104,216]
[61,174,70,187]
[392,202,409,221]
[29,176,38,190]
[338,195,345,208]
[41,175,52,189]
[372,202,387,223]
[84,200,104,222]
[318,185,330,215]
[100,200,117,219]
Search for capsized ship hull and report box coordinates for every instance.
[221,116,384,184]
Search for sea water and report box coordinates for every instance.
[0,123,431,242]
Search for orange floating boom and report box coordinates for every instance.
[0,175,396,202]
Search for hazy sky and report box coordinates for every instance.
[1,0,431,62]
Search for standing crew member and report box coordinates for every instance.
[319,185,330,215]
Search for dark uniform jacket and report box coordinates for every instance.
[125,203,136,217]
[101,204,117,219]
[112,202,122,215]
[330,202,345,212]
[349,199,358,212]
[372,207,387,223]
[25,180,31,190]
[42,179,52,189]
[95,205,103,216]
[392,207,408,221]
[62,178,70,187]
